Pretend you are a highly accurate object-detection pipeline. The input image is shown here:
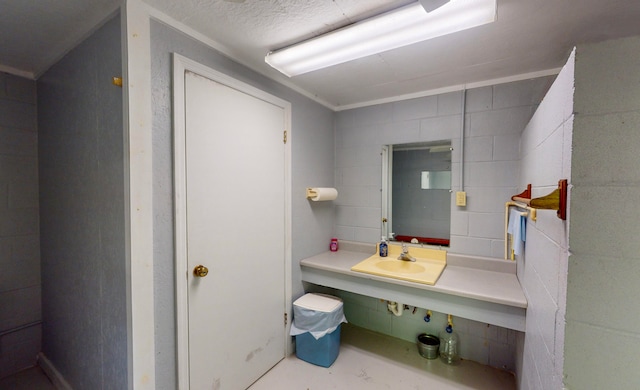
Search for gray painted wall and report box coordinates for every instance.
[38,15,127,389]
[564,36,640,389]
[0,73,40,378]
[150,20,335,388]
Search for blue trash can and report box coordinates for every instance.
[290,293,347,367]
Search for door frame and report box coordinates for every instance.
[172,53,292,389]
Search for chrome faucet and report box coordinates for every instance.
[398,244,416,262]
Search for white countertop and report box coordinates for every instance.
[299,243,527,331]
[300,250,526,308]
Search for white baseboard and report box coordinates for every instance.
[37,353,72,390]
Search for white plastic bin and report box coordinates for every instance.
[290,293,346,367]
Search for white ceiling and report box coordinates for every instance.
[2,0,640,109]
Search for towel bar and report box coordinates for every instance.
[504,201,536,260]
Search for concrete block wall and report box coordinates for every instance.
[332,77,554,372]
[516,51,574,390]
[0,72,40,378]
[334,77,553,258]
[564,36,640,389]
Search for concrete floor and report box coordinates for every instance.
[0,324,515,389]
[250,324,516,390]
[0,366,55,390]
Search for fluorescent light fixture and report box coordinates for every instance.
[420,0,451,13]
[265,0,496,77]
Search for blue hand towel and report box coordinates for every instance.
[508,209,526,256]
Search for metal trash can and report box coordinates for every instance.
[290,293,347,367]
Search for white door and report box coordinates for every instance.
[183,70,286,389]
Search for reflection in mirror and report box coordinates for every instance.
[421,171,451,190]
[382,141,451,246]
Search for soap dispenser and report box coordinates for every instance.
[379,236,388,257]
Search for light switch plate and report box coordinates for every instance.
[456,191,467,206]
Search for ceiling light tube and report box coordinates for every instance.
[265,0,496,77]
[420,0,451,13]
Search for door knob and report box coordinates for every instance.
[193,265,209,277]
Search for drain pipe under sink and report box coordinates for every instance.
[387,301,403,316]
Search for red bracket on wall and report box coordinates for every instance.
[511,184,532,202]
[510,180,568,220]
[529,179,568,220]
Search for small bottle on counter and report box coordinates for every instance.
[379,236,388,257]
[329,238,339,252]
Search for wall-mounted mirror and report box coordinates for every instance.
[382,141,452,246]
